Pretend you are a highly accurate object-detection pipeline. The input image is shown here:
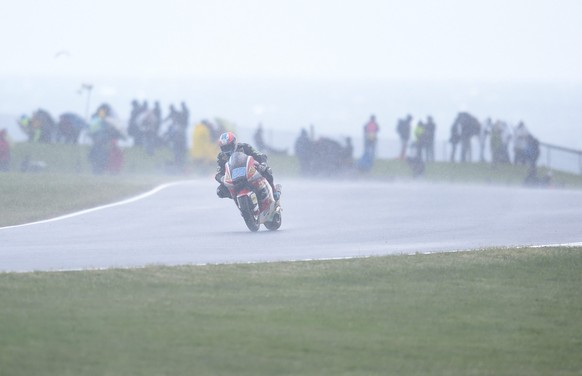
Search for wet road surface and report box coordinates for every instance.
[2,179,581,272]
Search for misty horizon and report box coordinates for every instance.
[1,76,581,151]
[2,0,581,149]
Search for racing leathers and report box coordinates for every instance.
[215,142,277,199]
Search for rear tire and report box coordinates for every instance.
[239,195,260,232]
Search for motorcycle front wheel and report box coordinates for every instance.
[264,208,282,231]
[238,195,260,232]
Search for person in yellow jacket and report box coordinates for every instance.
[18,115,40,142]
[191,121,219,164]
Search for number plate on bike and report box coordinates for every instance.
[231,167,246,180]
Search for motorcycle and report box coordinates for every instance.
[222,151,282,232]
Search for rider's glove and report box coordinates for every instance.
[257,163,268,174]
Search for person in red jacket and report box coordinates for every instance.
[363,114,380,159]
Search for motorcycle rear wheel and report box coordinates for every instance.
[239,195,260,232]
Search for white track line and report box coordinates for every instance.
[531,242,582,248]
[0,180,190,231]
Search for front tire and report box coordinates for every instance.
[264,207,282,231]
[238,195,260,232]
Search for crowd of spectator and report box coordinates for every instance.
[290,111,545,183]
[4,100,192,174]
[444,112,541,169]
[0,103,548,185]
[17,109,88,145]
[127,100,190,165]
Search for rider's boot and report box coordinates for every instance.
[273,184,282,201]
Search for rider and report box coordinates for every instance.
[215,131,280,201]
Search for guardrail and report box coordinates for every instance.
[540,143,582,175]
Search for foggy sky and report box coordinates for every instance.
[1,0,582,82]
[1,0,582,151]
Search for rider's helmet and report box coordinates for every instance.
[218,132,237,156]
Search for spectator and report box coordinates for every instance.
[363,114,380,161]
[294,128,313,175]
[57,113,87,144]
[490,122,505,165]
[17,110,58,144]
[254,123,267,151]
[479,118,493,162]
[140,107,159,156]
[35,109,54,143]
[88,104,124,174]
[490,120,512,165]
[17,115,36,142]
[424,116,436,163]
[523,134,549,187]
[153,101,162,139]
[0,129,10,171]
[163,105,180,135]
[450,112,481,162]
[525,133,540,169]
[313,136,352,176]
[413,119,426,160]
[343,137,354,167]
[180,102,190,129]
[191,120,218,165]
[163,114,188,171]
[127,99,143,147]
[513,121,530,165]
[396,114,412,160]
[359,115,380,171]
[500,121,513,163]
[449,120,461,162]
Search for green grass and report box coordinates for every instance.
[1,143,196,227]
[0,173,173,227]
[371,159,582,188]
[11,142,183,175]
[3,143,582,374]
[0,247,581,375]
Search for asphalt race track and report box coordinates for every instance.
[2,179,582,272]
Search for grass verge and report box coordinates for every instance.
[0,173,175,227]
[371,159,582,188]
[0,247,581,375]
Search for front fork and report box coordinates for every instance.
[237,191,259,216]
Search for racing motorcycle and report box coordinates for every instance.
[222,151,282,232]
